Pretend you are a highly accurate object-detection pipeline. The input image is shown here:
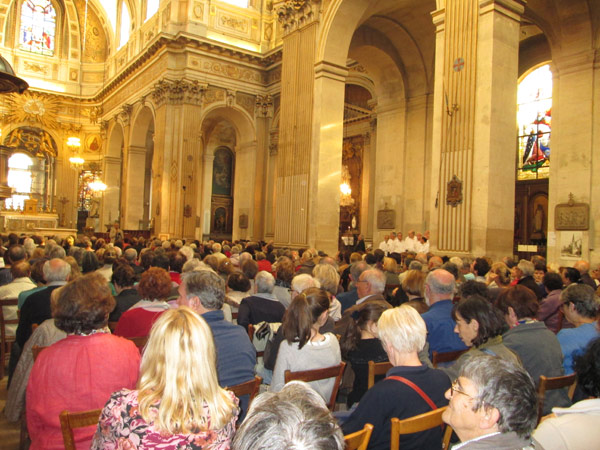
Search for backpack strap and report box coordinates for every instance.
[385,375,444,430]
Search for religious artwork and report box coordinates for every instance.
[212,147,233,196]
[377,203,395,229]
[239,213,248,229]
[560,231,583,259]
[529,194,548,239]
[85,134,102,153]
[446,175,462,207]
[19,0,56,56]
[4,92,60,130]
[213,207,227,232]
[339,136,363,236]
[517,65,552,180]
[5,127,57,158]
[555,194,589,230]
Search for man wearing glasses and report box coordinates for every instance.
[442,355,541,449]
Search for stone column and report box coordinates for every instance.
[200,152,214,240]
[102,155,122,230]
[122,145,147,230]
[548,51,595,263]
[116,105,132,226]
[150,78,206,238]
[430,0,525,259]
[254,94,274,241]
[275,0,347,255]
[233,142,257,241]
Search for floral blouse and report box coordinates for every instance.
[91,389,238,450]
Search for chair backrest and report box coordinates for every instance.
[432,349,468,367]
[344,423,374,450]
[32,345,48,361]
[0,298,19,378]
[59,409,102,450]
[284,362,346,411]
[390,406,448,450]
[227,376,262,406]
[537,373,577,422]
[125,335,148,352]
[367,360,393,389]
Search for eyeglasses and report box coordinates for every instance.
[450,379,474,399]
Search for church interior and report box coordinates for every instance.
[0,0,597,265]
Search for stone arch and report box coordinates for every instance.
[200,105,257,241]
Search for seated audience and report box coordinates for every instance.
[442,295,520,380]
[225,272,251,314]
[232,381,344,450]
[92,307,238,449]
[271,287,341,401]
[514,259,543,299]
[27,273,140,449]
[272,256,295,308]
[342,305,450,450]
[399,269,428,313]
[537,272,565,333]
[496,285,570,415]
[313,263,343,321]
[557,283,600,374]
[337,260,369,312]
[421,269,468,358]
[108,263,141,322]
[0,261,36,339]
[237,270,285,330]
[442,355,541,449]
[534,337,600,449]
[340,300,391,407]
[114,267,172,338]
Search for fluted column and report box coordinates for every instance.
[123,145,147,229]
[430,0,525,259]
[102,155,122,230]
[253,95,273,241]
[233,142,257,241]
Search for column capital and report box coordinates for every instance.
[479,0,526,21]
[151,78,208,107]
[255,94,274,118]
[277,0,321,35]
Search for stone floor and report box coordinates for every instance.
[0,376,21,450]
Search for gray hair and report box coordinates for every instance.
[48,245,66,259]
[350,260,369,283]
[179,246,194,261]
[232,381,344,450]
[43,258,71,282]
[23,237,35,257]
[124,247,137,262]
[408,260,423,271]
[459,355,537,439]
[312,264,340,296]
[255,270,275,294]
[425,269,455,296]
[212,243,222,253]
[361,269,386,294]
[291,274,321,293]
[517,259,534,277]
[181,270,225,310]
[182,258,202,273]
[560,283,600,318]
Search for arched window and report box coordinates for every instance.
[6,153,33,210]
[118,2,131,49]
[19,0,56,56]
[516,64,552,180]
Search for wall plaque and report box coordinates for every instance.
[446,175,462,207]
[555,193,589,230]
[377,204,395,229]
[239,213,248,229]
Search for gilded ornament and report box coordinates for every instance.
[3,92,60,130]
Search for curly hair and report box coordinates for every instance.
[52,272,115,334]
[138,267,172,300]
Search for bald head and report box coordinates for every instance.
[425,269,455,304]
[574,260,590,275]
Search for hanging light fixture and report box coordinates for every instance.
[68,136,83,169]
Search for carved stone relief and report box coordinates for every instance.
[277,0,321,34]
[255,94,273,118]
[236,92,256,116]
[151,79,207,107]
[3,91,61,130]
[202,60,262,83]
[204,88,225,106]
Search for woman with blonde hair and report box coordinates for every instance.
[398,269,428,313]
[92,307,238,449]
[312,263,343,320]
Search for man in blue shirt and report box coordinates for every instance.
[177,269,256,417]
[421,269,467,359]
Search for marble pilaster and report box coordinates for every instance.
[123,145,147,230]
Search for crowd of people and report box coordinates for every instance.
[0,229,599,449]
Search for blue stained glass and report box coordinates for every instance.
[20,0,56,56]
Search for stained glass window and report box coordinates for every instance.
[516,64,552,180]
[19,0,56,56]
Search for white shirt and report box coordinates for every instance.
[378,240,390,255]
[391,239,405,254]
[404,236,418,252]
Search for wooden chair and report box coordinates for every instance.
[390,406,452,450]
[59,409,102,450]
[0,297,19,378]
[537,373,577,422]
[344,423,373,450]
[32,345,47,361]
[367,360,393,389]
[284,362,346,411]
[227,375,262,405]
[125,335,149,352]
[432,349,468,368]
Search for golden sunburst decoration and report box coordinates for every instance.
[3,91,61,130]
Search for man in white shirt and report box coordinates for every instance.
[378,235,390,255]
[391,231,405,254]
[404,230,418,253]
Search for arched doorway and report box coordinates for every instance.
[210,146,235,240]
